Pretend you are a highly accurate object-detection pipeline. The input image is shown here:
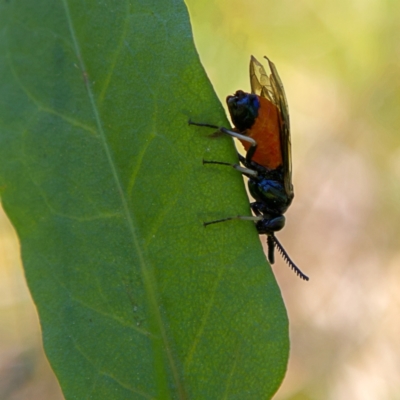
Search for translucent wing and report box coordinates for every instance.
[249,56,293,199]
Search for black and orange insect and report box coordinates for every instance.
[190,56,308,280]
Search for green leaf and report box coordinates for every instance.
[0,0,288,399]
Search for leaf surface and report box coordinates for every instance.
[0,0,288,398]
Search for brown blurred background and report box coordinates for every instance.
[2,0,400,399]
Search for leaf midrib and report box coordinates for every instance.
[61,1,183,398]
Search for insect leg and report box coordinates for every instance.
[267,235,275,264]
[188,121,258,164]
[204,215,262,227]
[251,202,273,266]
[188,120,219,130]
[203,159,258,178]
[218,127,257,164]
[250,202,262,216]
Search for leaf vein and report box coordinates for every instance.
[61,1,184,397]
[184,265,226,370]
[6,51,97,135]
[98,1,131,104]
[73,341,156,400]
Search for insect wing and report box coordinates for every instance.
[250,56,293,199]
[265,57,293,199]
[250,56,275,102]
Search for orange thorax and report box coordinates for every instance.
[239,95,282,170]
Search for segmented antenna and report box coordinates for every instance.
[269,234,309,281]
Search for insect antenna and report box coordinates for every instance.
[269,234,309,281]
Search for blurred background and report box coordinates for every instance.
[1,0,400,399]
[188,0,400,399]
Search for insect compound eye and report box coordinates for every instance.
[235,93,259,115]
[249,94,260,110]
